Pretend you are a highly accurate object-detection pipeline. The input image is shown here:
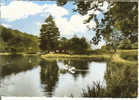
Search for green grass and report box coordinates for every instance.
[41,49,138,62]
[82,81,107,97]
[41,53,110,61]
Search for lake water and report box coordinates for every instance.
[0,55,106,97]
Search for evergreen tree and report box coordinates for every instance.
[40,15,60,52]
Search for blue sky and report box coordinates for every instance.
[0,0,108,49]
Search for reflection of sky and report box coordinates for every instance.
[0,67,45,96]
[0,0,107,48]
[0,60,106,97]
[54,61,106,97]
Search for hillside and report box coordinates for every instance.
[0,25,40,53]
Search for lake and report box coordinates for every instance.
[0,55,107,97]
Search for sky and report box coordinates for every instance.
[0,0,108,49]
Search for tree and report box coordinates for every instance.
[57,37,69,53]
[118,39,138,50]
[72,1,138,51]
[68,36,91,54]
[93,2,138,45]
[56,1,138,48]
[39,15,60,52]
[57,0,67,6]
[1,28,13,42]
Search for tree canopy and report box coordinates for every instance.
[57,36,91,54]
[56,0,138,47]
[68,36,91,54]
[39,15,60,52]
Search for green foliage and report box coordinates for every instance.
[0,25,40,53]
[82,82,106,97]
[93,2,138,46]
[57,37,69,53]
[56,1,138,47]
[0,55,40,77]
[111,2,138,42]
[105,61,138,97]
[56,36,91,54]
[82,61,138,98]
[118,50,138,61]
[68,36,90,54]
[82,49,138,97]
[118,39,138,50]
[131,42,138,49]
[1,28,13,42]
[56,0,67,6]
[118,39,132,49]
[39,15,60,52]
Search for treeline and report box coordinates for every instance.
[57,36,91,54]
[0,14,137,55]
[39,15,91,54]
[0,25,40,53]
[0,24,91,54]
[101,39,138,51]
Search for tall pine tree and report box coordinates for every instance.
[40,15,60,52]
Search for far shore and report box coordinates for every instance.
[0,49,137,64]
[0,52,40,56]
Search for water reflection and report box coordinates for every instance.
[40,60,59,96]
[104,61,138,97]
[0,55,107,97]
[54,61,106,97]
[0,55,40,78]
[62,59,91,79]
[0,67,44,96]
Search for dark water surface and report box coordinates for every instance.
[0,55,106,97]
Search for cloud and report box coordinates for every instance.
[1,23,11,28]
[1,1,69,22]
[2,0,107,42]
[36,22,42,27]
[1,1,42,21]
[41,4,69,18]
[54,13,96,38]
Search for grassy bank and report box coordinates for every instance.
[41,49,137,62]
[41,53,110,61]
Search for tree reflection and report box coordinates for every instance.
[63,59,90,79]
[0,55,40,78]
[104,61,138,97]
[40,60,59,97]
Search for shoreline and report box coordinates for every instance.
[0,52,40,56]
[41,53,110,61]
[0,49,137,64]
